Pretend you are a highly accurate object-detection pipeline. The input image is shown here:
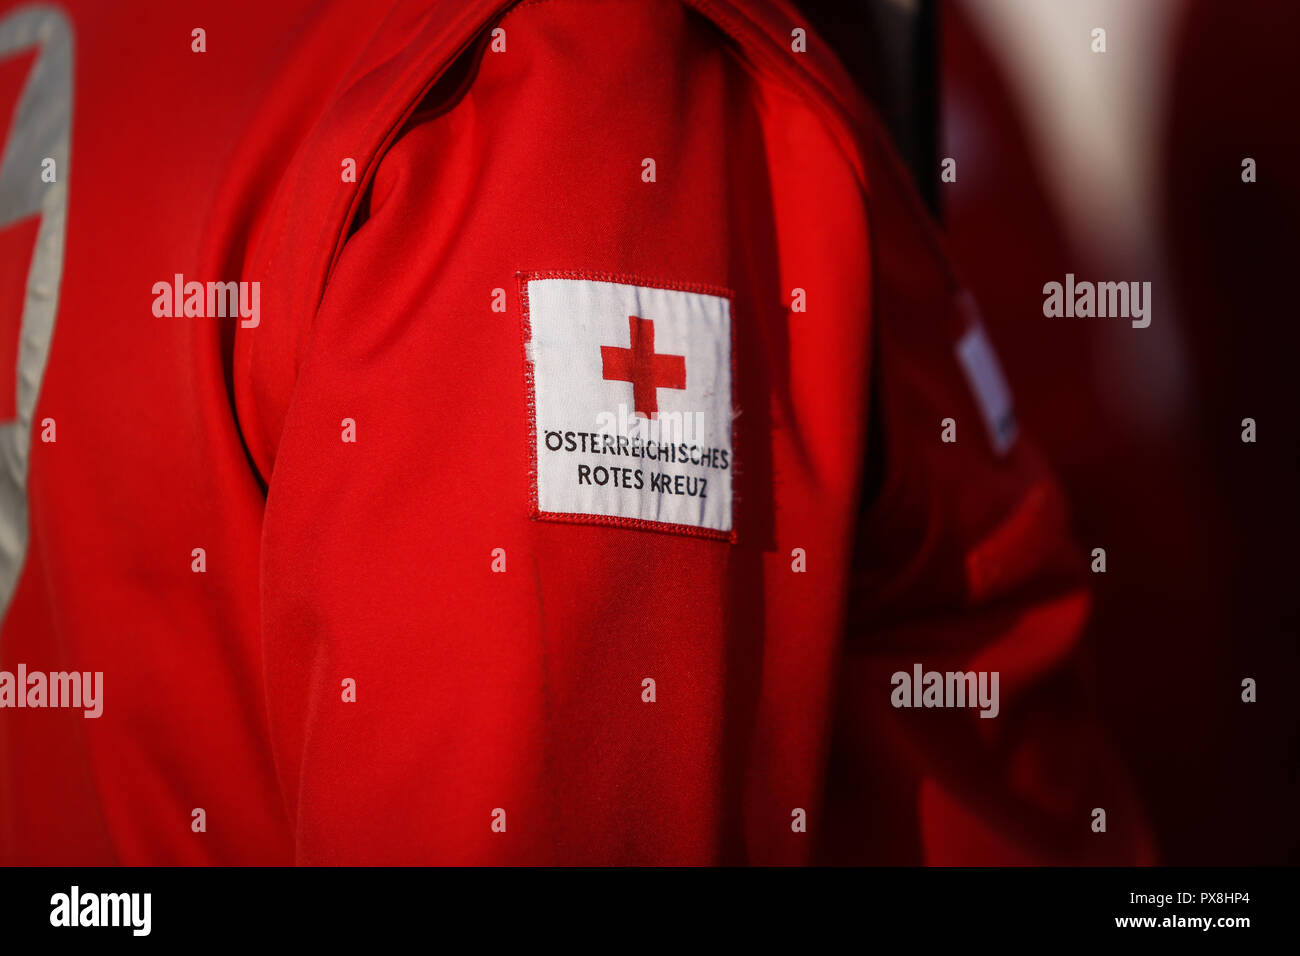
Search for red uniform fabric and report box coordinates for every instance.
[0,0,1148,864]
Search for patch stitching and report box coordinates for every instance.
[518,270,738,543]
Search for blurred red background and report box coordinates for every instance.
[939,0,1299,865]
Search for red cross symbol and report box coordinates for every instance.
[600,315,686,418]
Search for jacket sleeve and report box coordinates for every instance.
[251,0,860,865]
[824,154,1155,862]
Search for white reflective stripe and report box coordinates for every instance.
[954,293,1017,457]
[0,5,72,619]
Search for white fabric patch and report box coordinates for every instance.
[956,319,1018,457]
[523,275,734,539]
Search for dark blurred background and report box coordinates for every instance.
[802,0,1299,865]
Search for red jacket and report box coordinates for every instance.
[0,0,1149,864]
